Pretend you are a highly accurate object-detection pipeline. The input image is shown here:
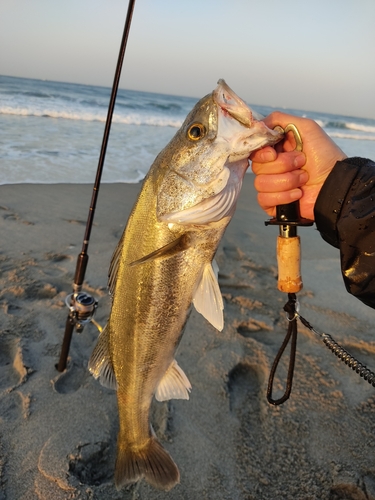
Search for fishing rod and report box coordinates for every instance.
[56,0,136,372]
[265,125,375,405]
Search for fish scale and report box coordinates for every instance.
[89,79,283,491]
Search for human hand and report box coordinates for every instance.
[250,111,347,220]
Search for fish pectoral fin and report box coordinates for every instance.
[193,259,224,331]
[155,360,192,402]
[88,326,118,390]
[129,235,189,267]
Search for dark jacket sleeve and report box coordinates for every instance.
[314,157,375,309]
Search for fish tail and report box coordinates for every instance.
[115,436,180,491]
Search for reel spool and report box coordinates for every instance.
[65,292,98,333]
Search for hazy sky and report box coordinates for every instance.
[2,0,375,119]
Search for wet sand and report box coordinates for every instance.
[0,177,375,499]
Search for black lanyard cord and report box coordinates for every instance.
[267,293,298,405]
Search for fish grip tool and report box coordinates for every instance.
[56,0,136,372]
[265,124,375,404]
[265,124,313,405]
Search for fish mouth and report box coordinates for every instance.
[214,79,254,127]
[213,79,283,153]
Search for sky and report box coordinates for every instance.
[1,0,375,119]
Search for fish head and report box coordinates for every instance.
[156,80,283,224]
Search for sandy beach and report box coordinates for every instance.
[1,177,375,500]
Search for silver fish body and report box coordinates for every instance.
[89,80,282,491]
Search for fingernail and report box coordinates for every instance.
[260,149,276,162]
[299,171,309,184]
[293,154,305,168]
[290,189,302,201]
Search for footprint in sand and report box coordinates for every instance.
[0,390,31,421]
[2,211,19,221]
[37,406,114,494]
[0,338,28,393]
[227,362,262,416]
[1,206,34,225]
[2,302,22,315]
[44,253,71,263]
[52,363,88,394]
[236,318,273,336]
[40,253,72,279]
[68,441,113,486]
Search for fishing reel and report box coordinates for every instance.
[65,291,98,333]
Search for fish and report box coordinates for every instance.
[88,79,283,491]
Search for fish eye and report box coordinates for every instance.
[187,123,206,141]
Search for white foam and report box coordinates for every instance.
[0,106,182,128]
[328,132,375,141]
[345,122,375,134]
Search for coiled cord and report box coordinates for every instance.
[321,333,375,387]
[298,312,375,388]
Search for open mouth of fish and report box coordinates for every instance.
[213,79,283,159]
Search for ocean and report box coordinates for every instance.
[1,74,375,185]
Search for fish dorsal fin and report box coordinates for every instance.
[193,260,224,331]
[88,326,118,390]
[159,175,242,225]
[155,360,191,401]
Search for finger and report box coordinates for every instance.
[249,146,277,163]
[282,130,300,152]
[257,197,276,218]
[254,170,309,193]
[251,151,305,175]
[257,189,302,214]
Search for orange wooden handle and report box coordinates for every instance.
[277,235,303,293]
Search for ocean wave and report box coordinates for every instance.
[314,119,325,128]
[115,100,184,113]
[0,106,182,128]
[346,122,375,134]
[320,119,375,134]
[328,132,375,141]
[327,121,375,134]
[0,175,145,186]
